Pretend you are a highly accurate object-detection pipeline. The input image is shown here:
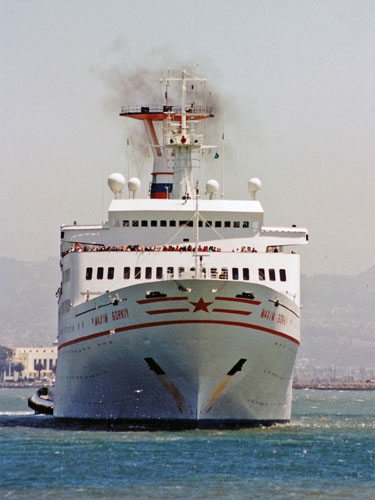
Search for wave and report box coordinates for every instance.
[0,411,34,416]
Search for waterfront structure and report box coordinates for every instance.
[3,346,57,381]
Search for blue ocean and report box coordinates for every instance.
[0,388,374,499]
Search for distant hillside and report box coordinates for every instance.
[0,257,60,347]
[0,257,374,366]
[300,267,375,366]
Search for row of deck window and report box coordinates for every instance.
[85,266,287,282]
[115,220,259,229]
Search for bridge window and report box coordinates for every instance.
[224,221,231,228]
[156,267,163,279]
[280,269,287,281]
[107,267,114,280]
[258,268,265,281]
[122,220,129,227]
[145,267,152,279]
[141,220,148,227]
[219,268,228,279]
[132,220,139,227]
[161,220,167,227]
[205,221,212,227]
[97,267,104,280]
[242,221,249,228]
[135,267,141,279]
[170,220,176,227]
[123,267,130,279]
[86,267,93,280]
[210,268,218,278]
[167,267,174,278]
[243,268,250,281]
[232,268,239,280]
[215,221,222,228]
[234,221,240,228]
[178,267,184,277]
[151,220,157,227]
[269,269,276,281]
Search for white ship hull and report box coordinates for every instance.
[53,69,308,427]
[54,279,299,428]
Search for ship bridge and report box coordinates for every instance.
[119,105,214,121]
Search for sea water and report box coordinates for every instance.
[0,388,374,499]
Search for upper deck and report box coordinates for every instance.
[119,105,214,121]
[60,198,308,255]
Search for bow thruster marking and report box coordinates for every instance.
[206,359,247,413]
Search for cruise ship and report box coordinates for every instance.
[53,70,308,428]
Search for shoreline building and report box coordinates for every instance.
[3,346,57,382]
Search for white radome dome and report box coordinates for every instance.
[108,173,126,198]
[128,177,141,193]
[248,177,262,199]
[128,177,141,198]
[206,179,219,194]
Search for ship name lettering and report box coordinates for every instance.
[94,313,108,326]
[277,313,287,325]
[261,308,275,321]
[112,308,129,321]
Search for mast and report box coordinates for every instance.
[194,181,200,277]
[119,69,214,200]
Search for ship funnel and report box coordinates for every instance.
[248,178,262,200]
[108,173,125,199]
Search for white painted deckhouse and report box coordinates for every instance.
[54,70,308,428]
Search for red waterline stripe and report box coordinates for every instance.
[58,319,299,351]
[146,308,190,315]
[215,296,261,306]
[212,308,252,316]
[137,297,188,305]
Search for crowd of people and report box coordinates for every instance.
[61,244,260,258]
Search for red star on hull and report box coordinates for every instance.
[189,297,213,313]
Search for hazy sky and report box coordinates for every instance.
[1,0,375,276]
